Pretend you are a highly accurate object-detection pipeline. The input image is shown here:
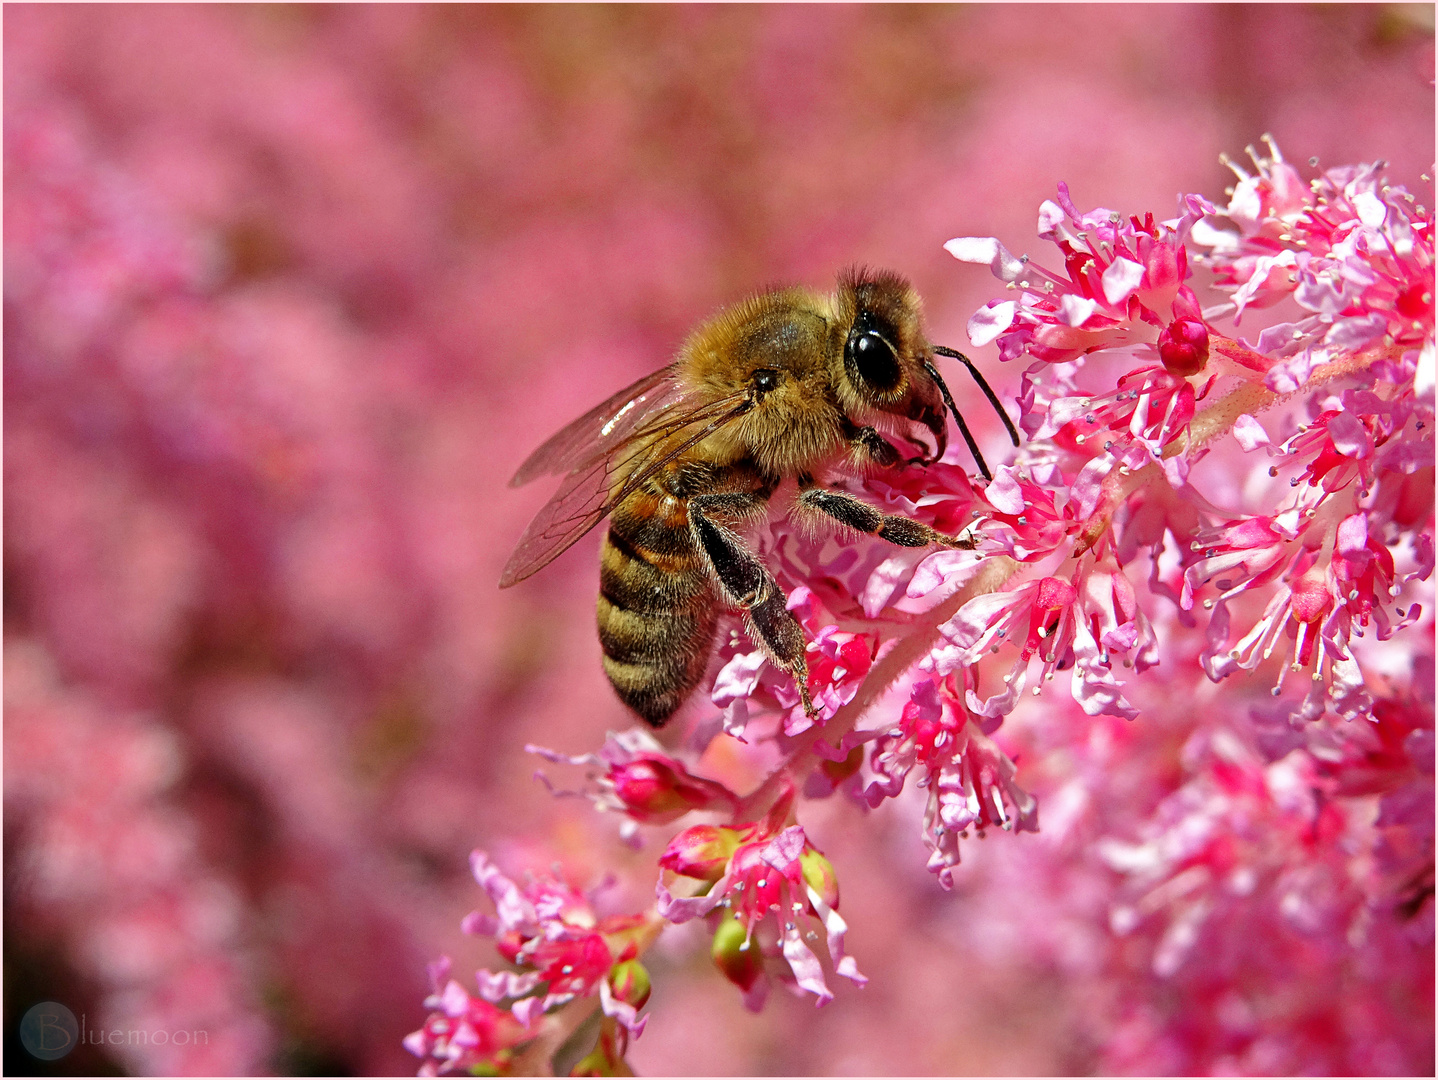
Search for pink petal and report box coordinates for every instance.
[985,467,1026,513]
[654,879,722,924]
[1231,413,1270,451]
[1058,293,1098,327]
[967,300,1017,347]
[943,236,1026,281]
[780,924,833,1005]
[1101,257,1145,306]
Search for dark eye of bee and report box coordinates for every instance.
[752,368,781,394]
[845,327,902,394]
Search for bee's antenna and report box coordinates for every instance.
[932,345,1021,448]
[921,358,990,480]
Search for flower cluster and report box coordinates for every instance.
[416,140,1431,1073]
[655,784,864,1010]
[405,853,660,1075]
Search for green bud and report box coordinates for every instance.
[606,959,651,1010]
[799,847,839,909]
[710,912,763,992]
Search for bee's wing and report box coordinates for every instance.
[509,365,684,487]
[498,391,752,588]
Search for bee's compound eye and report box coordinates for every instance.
[847,331,902,393]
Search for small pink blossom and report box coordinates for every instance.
[657,789,865,1007]
[865,679,1038,887]
[949,183,1216,368]
[528,729,739,828]
[709,585,878,738]
[404,959,529,1077]
[453,853,658,1038]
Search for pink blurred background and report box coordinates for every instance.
[5,5,1434,1075]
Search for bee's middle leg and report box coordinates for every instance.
[796,487,976,549]
[688,492,817,718]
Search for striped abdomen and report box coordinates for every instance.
[598,483,717,727]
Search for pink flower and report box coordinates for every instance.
[454,853,658,1037]
[709,585,878,738]
[656,788,865,1008]
[864,678,1038,888]
[528,729,739,830]
[948,183,1216,368]
[1197,137,1435,353]
[403,959,528,1077]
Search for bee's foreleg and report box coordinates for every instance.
[842,422,902,469]
[689,493,817,719]
[796,487,977,550]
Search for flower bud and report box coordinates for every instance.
[659,824,740,881]
[711,912,764,993]
[798,847,839,910]
[610,759,696,822]
[606,959,651,1011]
[1158,316,1210,376]
[605,754,738,825]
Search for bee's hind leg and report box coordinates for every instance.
[796,487,977,550]
[689,492,818,719]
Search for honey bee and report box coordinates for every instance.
[500,268,1019,727]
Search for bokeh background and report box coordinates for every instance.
[5,4,1434,1075]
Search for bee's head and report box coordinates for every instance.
[834,268,950,464]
